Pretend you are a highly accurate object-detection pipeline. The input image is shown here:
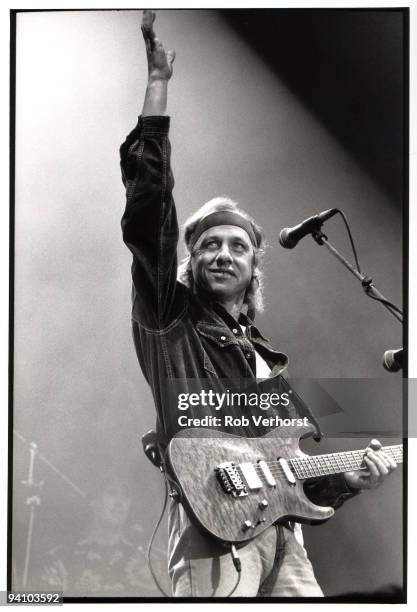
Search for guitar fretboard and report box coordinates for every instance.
[289,445,403,479]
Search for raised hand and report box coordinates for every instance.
[141,10,175,82]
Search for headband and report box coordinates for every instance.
[188,211,257,251]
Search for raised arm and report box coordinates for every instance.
[120,11,182,330]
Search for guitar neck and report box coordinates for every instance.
[290,444,403,480]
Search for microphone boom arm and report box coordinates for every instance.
[312,229,403,324]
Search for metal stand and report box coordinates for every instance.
[21,443,43,590]
[14,430,87,590]
[312,229,403,324]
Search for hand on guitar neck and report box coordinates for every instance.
[343,438,398,491]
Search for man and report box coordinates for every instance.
[120,11,397,597]
[40,479,146,596]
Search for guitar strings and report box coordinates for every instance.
[251,450,403,474]
[242,446,403,472]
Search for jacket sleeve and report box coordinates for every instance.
[304,474,361,510]
[120,115,184,330]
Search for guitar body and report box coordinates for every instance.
[167,425,335,544]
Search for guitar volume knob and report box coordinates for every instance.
[259,499,268,510]
[242,520,253,532]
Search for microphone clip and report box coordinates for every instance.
[311,228,327,246]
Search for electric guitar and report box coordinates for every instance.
[166,424,403,544]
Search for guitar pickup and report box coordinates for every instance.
[215,462,248,497]
[258,460,276,486]
[239,462,263,490]
[279,457,296,485]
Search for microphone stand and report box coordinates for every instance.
[21,442,43,590]
[311,229,403,324]
[14,430,88,590]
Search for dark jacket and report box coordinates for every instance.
[120,115,358,509]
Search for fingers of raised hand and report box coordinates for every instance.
[153,37,165,54]
[141,10,156,45]
[140,11,175,80]
[141,9,155,32]
[166,49,176,66]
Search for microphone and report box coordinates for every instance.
[382,348,403,372]
[279,208,338,249]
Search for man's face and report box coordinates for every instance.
[191,225,254,303]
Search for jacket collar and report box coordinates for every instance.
[201,300,270,343]
[191,293,289,369]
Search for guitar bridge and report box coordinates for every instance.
[215,462,248,497]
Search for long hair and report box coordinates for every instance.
[178,197,266,315]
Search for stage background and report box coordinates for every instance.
[12,9,404,597]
